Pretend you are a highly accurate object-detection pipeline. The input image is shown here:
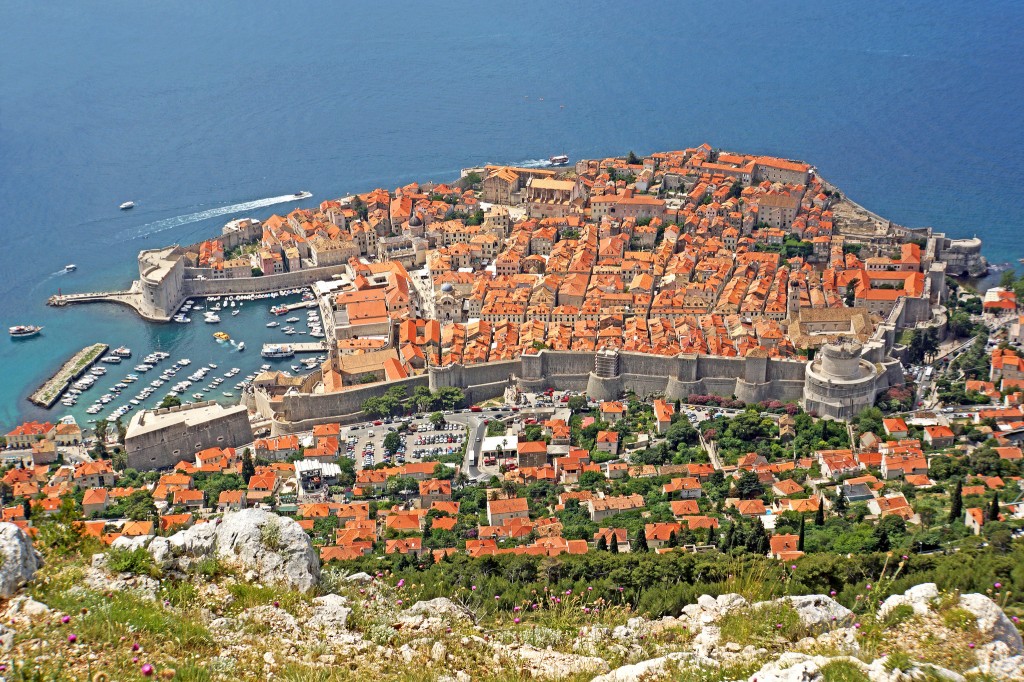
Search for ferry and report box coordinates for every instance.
[549,154,570,166]
[113,346,132,357]
[261,344,295,359]
[270,305,289,316]
[119,201,135,210]
[9,325,42,338]
[213,331,230,341]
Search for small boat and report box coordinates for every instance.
[286,317,300,323]
[101,355,122,364]
[549,154,569,166]
[222,392,234,397]
[213,331,230,341]
[113,346,132,357]
[262,344,295,359]
[204,314,221,323]
[9,325,42,338]
[266,321,279,328]
[237,341,245,351]
[119,201,135,210]
[231,310,240,316]
[270,305,289,315]
[64,264,77,272]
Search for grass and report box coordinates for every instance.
[716,601,804,647]
[819,659,870,682]
[941,606,978,632]
[225,581,312,616]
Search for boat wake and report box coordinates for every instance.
[510,158,555,169]
[122,194,312,241]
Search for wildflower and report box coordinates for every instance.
[901,555,908,560]
[829,590,836,596]
[132,643,140,652]
[555,598,562,604]
[854,623,861,629]
[618,587,624,593]
[61,615,70,624]
[133,657,139,664]
[514,617,521,624]
[866,584,872,590]
[565,590,572,595]
[587,586,593,592]
[397,599,404,605]
[1013,616,1020,624]
[969,642,976,649]
[584,607,591,614]
[532,604,539,610]
[855,595,862,601]
[67,634,77,643]
[776,624,782,629]
[141,664,155,676]
[790,565,796,570]
[995,582,1003,589]
[273,601,280,608]
[397,579,405,588]
[471,586,477,591]
[513,606,521,612]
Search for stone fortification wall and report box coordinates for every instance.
[182,264,350,298]
[274,375,428,425]
[125,404,252,471]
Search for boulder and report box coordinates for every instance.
[878,582,939,620]
[345,572,374,584]
[0,522,42,596]
[240,605,299,635]
[307,593,351,633]
[110,534,153,552]
[958,593,1024,654]
[777,595,853,629]
[154,510,319,592]
[499,643,609,679]
[397,597,474,630]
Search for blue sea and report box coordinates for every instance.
[1,1,1022,426]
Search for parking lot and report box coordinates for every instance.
[343,416,468,470]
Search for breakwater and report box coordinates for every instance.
[29,343,108,408]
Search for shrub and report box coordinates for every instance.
[882,604,915,628]
[261,518,282,550]
[940,607,977,632]
[106,547,159,577]
[819,659,870,682]
[883,650,913,672]
[717,601,803,646]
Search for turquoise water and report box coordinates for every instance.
[1,1,1022,425]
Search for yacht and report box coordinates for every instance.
[119,201,135,210]
[266,321,280,327]
[101,355,122,364]
[286,317,300,323]
[261,344,295,359]
[549,154,570,166]
[284,329,297,335]
[204,313,221,323]
[237,341,245,351]
[113,346,132,357]
[9,325,42,338]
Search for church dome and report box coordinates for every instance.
[440,282,455,293]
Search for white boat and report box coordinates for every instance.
[119,201,135,210]
[237,341,245,351]
[64,264,77,272]
[231,310,240,316]
[266,322,279,328]
[204,314,221,323]
[262,344,295,359]
[101,355,122,364]
[549,154,569,166]
[222,392,234,397]
[113,346,132,357]
[286,317,300,323]
[9,325,42,338]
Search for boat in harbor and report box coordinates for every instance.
[261,344,295,359]
[549,154,569,166]
[213,331,230,341]
[64,264,77,272]
[119,201,135,210]
[113,346,132,357]
[101,355,122,364]
[204,313,221,323]
[266,321,279,328]
[270,305,289,315]
[9,325,42,338]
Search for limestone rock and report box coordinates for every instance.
[397,597,474,630]
[4,595,51,624]
[307,593,351,633]
[110,534,153,552]
[0,522,42,596]
[0,624,14,652]
[500,644,609,679]
[777,594,853,629]
[154,510,319,592]
[345,572,374,583]
[878,582,939,620]
[958,593,1023,654]
[591,652,697,682]
[240,605,299,635]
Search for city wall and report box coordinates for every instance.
[181,264,350,299]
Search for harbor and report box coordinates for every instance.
[28,343,108,408]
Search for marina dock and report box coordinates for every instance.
[29,343,108,408]
[263,342,327,355]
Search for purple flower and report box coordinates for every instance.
[790,565,796,570]
[829,590,836,596]
[141,663,154,676]
[565,590,572,595]
[969,643,976,649]
[618,587,624,592]
[514,617,521,624]
[132,642,140,652]
[854,623,861,629]
[495,595,501,601]
[866,584,872,590]
[273,600,280,607]
[132,657,139,664]
[397,599,403,606]
[587,586,593,591]
[1013,616,1020,624]
[995,582,1003,589]
[397,579,405,588]
[471,585,477,591]
[776,623,783,629]
[555,597,562,604]
[67,634,77,643]
[61,615,70,624]
[901,555,908,560]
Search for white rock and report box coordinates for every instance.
[397,597,474,630]
[697,594,719,612]
[430,641,447,662]
[958,593,1023,654]
[501,644,609,679]
[878,582,939,620]
[263,651,276,666]
[716,593,748,612]
[591,652,695,682]
[0,625,14,652]
[307,594,351,633]
[240,605,299,635]
[4,595,51,622]
[345,572,374,583]
[110,534,153,552]
[0,522,42,596]
[778,595,853,629]
[156,510,319,592]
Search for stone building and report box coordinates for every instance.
[124,402,252,471]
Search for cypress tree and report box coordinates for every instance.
[746,517,769,555]
[722,521,735,550]
[610,535,619,553]
[988,491,1001,522]
[596,534,608,552]
[635,526,649,553]
[814,497,825,526]
[242,449,256,484]
[834,489,849,515]
[797,515,805,552]
[949,479,963,522]
[22,497,31,521]
[667,530,678,548]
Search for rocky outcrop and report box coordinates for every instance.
[958,593,1024,655]
[307,594,352,635]
[0,522,42,596]
[144,509,320,592]
[878,582,939,620]
[396,597,474,631]
[778,594,854,629]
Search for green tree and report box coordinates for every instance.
[626,150,641,165]
[797,515,805,552]
[242,449,256,485]
[383,431,402,456]
[634,526,649,553]
[988,491,1001,522]
[949,479,963,522]
[158,395,182,409]
[736,470,764,500]
[814,497,825,526]
[596,534,608,552]
[745,517,769,555]
[430,412,445,428]
[567,396,588,413]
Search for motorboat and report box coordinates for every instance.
[101,355,122,364]
[64,264,77,272]
[266,321,280,327]
[286,317,300,323]
[113,346,132,357]
[549,154,569,166]
[237,341,245,351]
[231,310,240,316]
[119,201,135,210]
[9,325,42,338]
[204,313,221,323]
[261,344,295,359]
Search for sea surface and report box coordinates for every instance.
[1,1,1022,426]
